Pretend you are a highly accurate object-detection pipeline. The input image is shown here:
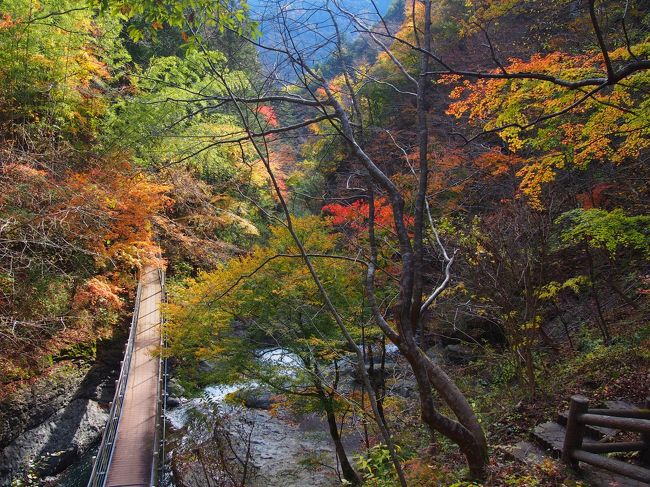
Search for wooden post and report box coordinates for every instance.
[562,395,589,467]
[641,397,650,465]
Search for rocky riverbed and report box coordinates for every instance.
[164,347,360,487]
[170,402,342,487]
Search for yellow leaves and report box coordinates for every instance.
[444,45,649,209]
[196,344,225,359]
[536,276,589,302]
[516,153,565,209]
[461,0,522,36]
[520,316,541,332]
[609,38,650,61]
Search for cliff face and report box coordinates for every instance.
[0,336,123,485]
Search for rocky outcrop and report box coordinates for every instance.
[0,335,123,485]
[0,366,87,450]
[0,398,108,481]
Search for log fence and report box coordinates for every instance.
[562,395,650,483]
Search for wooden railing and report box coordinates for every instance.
[562,395,650,483]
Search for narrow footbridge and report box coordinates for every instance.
[88,266,168,487]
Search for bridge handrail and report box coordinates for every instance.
[151,266,168,485]
[87,277,143,487]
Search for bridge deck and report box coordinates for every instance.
[105,267,162,487]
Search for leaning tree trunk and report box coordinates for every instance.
[401,342,488,479]
[322,395,361,485]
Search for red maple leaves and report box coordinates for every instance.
[257,105,279,127]
[322,197,413,232]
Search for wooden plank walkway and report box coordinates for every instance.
[105,267,162,487]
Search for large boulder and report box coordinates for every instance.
[0,398,108,481]
[443,344,478,365]
[231,388,274,410]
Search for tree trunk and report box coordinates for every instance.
[322,394,361,485]
[398,340,488,479]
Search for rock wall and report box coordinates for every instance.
[0,336,123,485]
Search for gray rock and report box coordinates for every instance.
[0,398,108,482]
[425,344,443,361]
[443,344,477,364]
[233,388,274,410]
[166,396,182,408]
[499,440,547,466]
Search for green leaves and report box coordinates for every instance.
[0,0,130,137]
[555,208,650,256]
[165,216,367,382]
[92,0,258,42]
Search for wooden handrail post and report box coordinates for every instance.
[642,397,650,465]
[562,395,589,467]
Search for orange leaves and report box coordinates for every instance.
[444,52,600,127]
[575,183,618,209]
[1,162,48,183]
[72,276,123,311]
[474,148,522,176]
[64,162,171,266]
[0,13,17,29]
[442,47,648,208]
[507,51,597,75]
[257,105,279,127]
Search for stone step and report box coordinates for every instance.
[504,438,650,486]
[557,410,619,440]
[532,421,567,456]
[604,400,640,411]
[499,440,548,466]
[532,421,600,456]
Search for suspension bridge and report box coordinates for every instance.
[87,265,168,487]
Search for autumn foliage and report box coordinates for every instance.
[443,44,650,208]
[257,105,279,127]
[322,197,413,232]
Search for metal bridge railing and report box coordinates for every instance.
[87,278,143,487]
[152,266,169,486]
